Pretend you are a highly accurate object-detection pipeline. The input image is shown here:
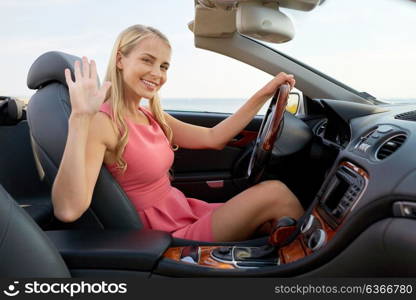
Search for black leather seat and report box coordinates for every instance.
[27,51,142,230]
[0,184,70,277]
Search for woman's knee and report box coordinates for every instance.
[257,180,292,202]
[257,179,284,191]
[256,180,303,216]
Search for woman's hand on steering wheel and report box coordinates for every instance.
[247,75,294,185]
[254,72,296,103]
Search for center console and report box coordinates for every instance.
[163,161,369,269]
[45,161,368,275]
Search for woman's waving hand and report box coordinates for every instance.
[64,56,111,116]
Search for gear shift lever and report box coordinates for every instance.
[233,216,298,259]
[268,216,297,247]
[211,216,298,267]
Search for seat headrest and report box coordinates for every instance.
[27,51,81,90]
[0,97,25,125]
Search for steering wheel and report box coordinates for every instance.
[247,83,290,185]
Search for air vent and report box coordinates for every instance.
[315,120,327,136]
[395,110,416,121]
[376,134,407,160]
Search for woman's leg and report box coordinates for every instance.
[211,180,304,242]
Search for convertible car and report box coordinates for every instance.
[1,0,416,278]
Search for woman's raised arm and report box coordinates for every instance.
[51,57,111,222]
[164,72,295,150]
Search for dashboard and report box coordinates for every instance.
[313,99,415,190]
[160,98,416,277]
[270,97,416,239]
[309,98,416,211]
[272,98,416,270]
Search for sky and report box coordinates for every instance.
[1,0,415,101]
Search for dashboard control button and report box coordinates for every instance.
[307,229,326,251]
[393,202,416,219]
[300,215,315,234]
[358,143,371,152]
[218,247,232,255]
[377,125,393,133]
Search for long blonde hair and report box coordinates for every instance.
[104,25,177,173]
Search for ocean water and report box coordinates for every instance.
[155,98,416,115]
[159,98,269,115]
[382,99,416,104]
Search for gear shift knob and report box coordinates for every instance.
[268,216,297,247]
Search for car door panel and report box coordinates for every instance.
[168,110,262,202]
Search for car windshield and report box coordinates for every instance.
[268,0,416,103]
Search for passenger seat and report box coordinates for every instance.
[0,184,70,277]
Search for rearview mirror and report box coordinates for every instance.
[236,1,294,43]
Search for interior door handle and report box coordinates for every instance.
[206,180,224,188]
[227,130,258,147]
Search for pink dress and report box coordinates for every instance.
[100,102,222,241]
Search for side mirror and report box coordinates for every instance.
[286,92,301,114]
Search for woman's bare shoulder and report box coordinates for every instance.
[90,111,118,150]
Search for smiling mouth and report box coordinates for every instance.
[141,79,158,90]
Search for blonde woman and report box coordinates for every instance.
[52,25,304,242]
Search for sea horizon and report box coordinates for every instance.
[6,95,416,115]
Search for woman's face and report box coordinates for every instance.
[117,35,171,101]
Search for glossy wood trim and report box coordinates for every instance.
[165,208,339,268]
[163,246,235,269]
[164,247,183,261]
[269,225,297,246]
[340,161,369,179]
[279,237,306,264]
[198,247,235,269]
[263,84,290,151]
[278,209,337,264]
[228,130,258,147]
[313,208,337,241]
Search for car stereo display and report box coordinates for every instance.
[322,175,350,211]
[320,165,366,222]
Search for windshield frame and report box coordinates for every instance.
[245,36,384,105]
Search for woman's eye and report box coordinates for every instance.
[161,65,169,71]
[142,58,152,63]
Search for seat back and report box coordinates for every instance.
[0,96,25,126]
[0,185,70,277]
[26,51,142,229]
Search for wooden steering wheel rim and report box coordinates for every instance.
[262,83,290,151]
[247,83,290,184]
